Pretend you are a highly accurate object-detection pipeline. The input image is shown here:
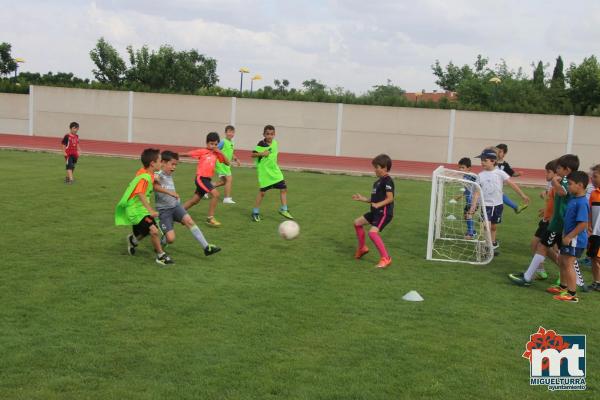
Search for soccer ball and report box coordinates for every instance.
[278,220,300,240]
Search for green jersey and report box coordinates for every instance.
[115,168,154,225]
[254,139,284,188]
[548,176,570,232]
[216,138,234,176]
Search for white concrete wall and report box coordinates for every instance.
[0,93,28,134]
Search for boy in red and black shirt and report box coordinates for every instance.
[61,121,81,184]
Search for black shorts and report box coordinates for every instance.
[133,215,157,237]
[65,155,78,170]
[587,235,600,258]
[260,180,287,192]
[534,220,549,239]
[364,211,393,232]
[541,230,562,248]
[485,205,503,224]
[195,176,214,196]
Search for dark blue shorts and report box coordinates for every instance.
[195,176,214,196]
[260,180,287,192]
[560,246,585,258]
[485,205,503,224]
[364,211,393,232]
[65,155,78,170]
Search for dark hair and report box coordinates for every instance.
[591,164,600,174]
[225,125,235,132]
[496,143,508,153]
[206,132,220,143]
[545,159,558,172]
[372,154,392,171]
[263,124,275,134]
[69,121,79,129]
[141,148,160,168]
[557,154,580,172]
[161,150,179,162]
[567,171,589,187]
[458,157,472,168]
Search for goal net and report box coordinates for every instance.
[426,166,494,265]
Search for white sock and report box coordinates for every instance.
[524,254,546,282]
[190,225,209,248]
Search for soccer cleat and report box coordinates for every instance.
[376,257,392,269]
[579,284,590,293]
[515,203,529,214]
[589,281,600,291]
[492,241,499,249]
[155,253,174,266]
[204,244,221,256]
[127,234,137,256]
[279,209,294,219]
[546,285,565,295]
[535,270,549,280]
[223,197,236,204]
[507,272,532,286]
[553,292,579,303]
[206,217,221,227]
[355,246,369,259]
[251,213,262,222]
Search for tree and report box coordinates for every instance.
[567,56,600,115]
[89,38,126,85]
[0,42,17,77]
[273,79,290,94]
[532,61,545,88]
[550,56,565,90]
[302,78,327,93]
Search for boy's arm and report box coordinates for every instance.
[562,221,588,246]
[506,179,530,203]
[152,181,179,199]
[251,150,270,157]
[136,193,158,217]
[468,191,480,214]
[372,192,394,209]
[552,175,568,197]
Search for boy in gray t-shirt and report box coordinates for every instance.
[154,151,221,256]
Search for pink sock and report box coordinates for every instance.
[368,231,390,259]
[354,224,366,248]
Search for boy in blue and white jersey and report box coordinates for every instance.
[458,157,477,239]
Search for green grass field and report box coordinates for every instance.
[1,149,598,399]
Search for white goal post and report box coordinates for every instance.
[426,166,494,265]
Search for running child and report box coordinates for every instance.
[61,121,81,184]
[251,125,294,221]
[216,125,241,204]
[496,144,527,214]
[181,132,230,227]
[352,154,394,269]
[457,157,477,239]
[115,148,174,265]
[587,164,600,291]
[154,150,221,256]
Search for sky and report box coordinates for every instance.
[1,0,599,94]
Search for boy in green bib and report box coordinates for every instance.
[251,125,294,221]
[115,148,174,265]
[216,125,241,204]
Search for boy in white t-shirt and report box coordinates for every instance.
[469,148,530,253]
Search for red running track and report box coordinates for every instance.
[0,133,547,185]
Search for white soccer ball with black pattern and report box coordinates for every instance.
[278,220,300,240]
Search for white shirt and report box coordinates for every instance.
[478,169,510,206]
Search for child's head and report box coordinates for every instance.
[141,148,161,171]
[160,150,179,175]
[591,164,600,188]
[206,131,220,150]
[372,154,392,176]
[556,154,579,177]
[69,121,79,134]
[263,125,276,142]
[544,159,557,181]
[458,157,472,172]
[567,171,589,196]
[496,143,508,159]
[475,147,497,170]
[224,125,235,140]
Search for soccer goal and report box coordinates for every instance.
[426,166,494,265]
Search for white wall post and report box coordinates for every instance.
[446,109,456,164]
[127,91,134,143]
[566,114,575,153]
[335,103,343,156]
[28,84,34,136]
[230,97,237,126]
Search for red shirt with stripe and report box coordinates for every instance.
[188,148,225,177]
[62,133,80,157]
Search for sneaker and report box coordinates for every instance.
[203,193,210,199]
[251,213,262,222]
[355,246,369,259]
[589,282,600,292]
[546,285,565,295]
[223,197,236,204]
[515,203,529,214]
[492,241,499,249]
[553,292,579,303]
[279,209,294,219]
[204,244,221,256]
[507,272,532,286]
[206,217,222,227]
[127,234,137,255]
[156,253,174,266]
[579,284,590,293]
[376,257,392,269]
[535,270,549,280]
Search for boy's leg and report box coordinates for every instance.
[368,227,391,268]
[148,224,165,255]
[252,190,266,221]
[207,188,220,218]
[181,214,209,249]
[223,176,232,198]
[562,254,577,292]
[592,257,600,288]
[184,193,202,210]
[353,216,368,257]
[278,188,294,219]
